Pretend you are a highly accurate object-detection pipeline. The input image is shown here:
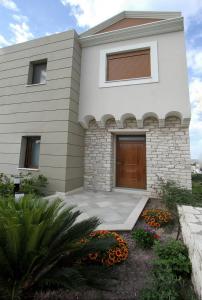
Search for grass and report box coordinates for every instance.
[192,174,202,194]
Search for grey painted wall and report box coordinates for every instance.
[0,30,84,193]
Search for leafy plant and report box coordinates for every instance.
[0,173,14,197]
[82,230,128,266]
[142,209,172,228]
[153,239,191,277]
[160,179,202,213]
[140,265,180,300]
[0,195,116,300]
[140,239,193,300]
[192,174,202,194]
[132,227,160,249]
[192,173,202,182]
[19,172,48,196]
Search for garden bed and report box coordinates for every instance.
[35,198,182,300]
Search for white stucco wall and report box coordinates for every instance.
[79,31,191,123]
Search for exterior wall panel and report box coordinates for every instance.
[0,30,84,193]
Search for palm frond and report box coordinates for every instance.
[0,195,109,299]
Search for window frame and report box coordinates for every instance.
[19,136,41,170]
[27,59,47,86]
[99,41,158,88]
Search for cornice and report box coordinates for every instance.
[124,11,181,19]
[80,11,182,38]
[79,17,184,48]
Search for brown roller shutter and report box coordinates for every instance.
[107,48,151,81]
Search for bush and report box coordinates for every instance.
[160,180,202,213]
[82,230,128,266]
[0,172,48,198]
[192,174,202,194]
[142,209,172,228]
[140,266,180,300]
[132,227,160,249]
[19,172,48,196]
[192,173,202,182]
[0,173,14,196]
[140,239,192,300]
[153,239,191,277]
[0,195,116,299]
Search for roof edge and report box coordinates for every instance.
[80,11,182,37]
[79,17,184,48]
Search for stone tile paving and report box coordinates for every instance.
[179,205,202,299]
[58,191,148,231]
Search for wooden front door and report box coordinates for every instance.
[116,136,146,189]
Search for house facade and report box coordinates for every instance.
[0,11,191,196]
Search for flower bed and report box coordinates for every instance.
[142,209,172,228]
[83,230,128,266]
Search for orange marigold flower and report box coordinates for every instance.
[88,252,98,260]
[85,230,128,266]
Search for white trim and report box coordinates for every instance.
[26,83,46,87]
[18,168,39,171]
[109,129,149,133]
[99,41,158,88]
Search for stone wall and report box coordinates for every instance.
[146,116,192,196]
[179,205,202,299]
[84,120,113,191]
[84,117,191,195]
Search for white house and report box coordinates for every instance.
[0,11,191,196]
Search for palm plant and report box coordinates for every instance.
[0,195,115,300]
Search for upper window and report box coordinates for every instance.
[19,136,41,169]
[107,49,151,81]
[28,60,47,85]
[99,41,158,88]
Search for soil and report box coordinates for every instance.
[35,198,180,300]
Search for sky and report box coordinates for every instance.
[0,0,202,159]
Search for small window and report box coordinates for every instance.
[107,48,151,81]
[19,136,41,169]
[28,60,47,85]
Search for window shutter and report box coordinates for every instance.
[107,49,151,81]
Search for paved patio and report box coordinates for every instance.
[53,190,148,231]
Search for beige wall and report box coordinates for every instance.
[79,31,191,123]
[0,30,84,193]
[65,36,84,192]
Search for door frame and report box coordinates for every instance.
[113,133,147,190]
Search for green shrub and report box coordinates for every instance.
[192,173,202,182]
[0,173,14,197]
[0,195,116,300]
[140,266,180,300]
[0,172,48,198]
[19,172,48,196]
[140,239,192,300]
[132,227,160,249]
[192,174,202,194]
[160,180,202,212]
[153,239,191,277]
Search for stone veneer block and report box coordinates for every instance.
[179,205,202,300]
